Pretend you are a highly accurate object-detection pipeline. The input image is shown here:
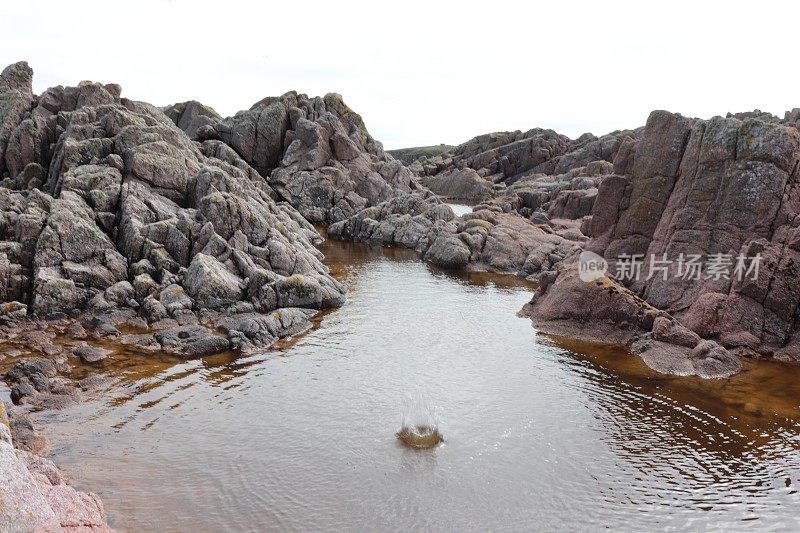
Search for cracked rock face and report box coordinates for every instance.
[0,61,349,358]
[164,100,221,141]
[588,110,800,359]
[201,91,418,224]
[0,62,35,179]
[524,108,800,372]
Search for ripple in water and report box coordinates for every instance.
[14,238,800,531]
[397,393,443,448]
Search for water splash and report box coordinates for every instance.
[397,392,443,448]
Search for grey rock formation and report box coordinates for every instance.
[388,144,453,165]
[154,324,231,358]
[164,100,221,140]
[0,62,35,179]
[408,127,636,207]
[184,253,245,309]
[421,168,493,201]
[216,308,316,354]
[203,92,417,224]
[0,62,349,359]
[73,345,109,363]
[329,190,583,277]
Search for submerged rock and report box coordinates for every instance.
[396,425,443,449]
[73,344,110,363]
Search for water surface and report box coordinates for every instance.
[446,203,473,216]
[13,239,800,531]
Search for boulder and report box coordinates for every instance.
[424,234,472,269]
[421,168,493,201]
[164,100,221,140]
[184,253,244,309]
[216,309,316,353]
[73,345,110,363]
[154,325,230,358]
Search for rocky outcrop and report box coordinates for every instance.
[421,168,493,201]
[329,191,454,249]
[164,100,221,141]
[0,61,349,361]
[329,191,583,276]
[396,127,645,272]
[201,92,417,224]
[380,107,800,376]
[338,130,635,280]
[520,265,741,378]
[408,127,636,206]
[524,108,800,373]
[388,144,453,165]
[3,58,800,387]
[0,401,114,531]
[411,128,569,184]
[0,62,35,180]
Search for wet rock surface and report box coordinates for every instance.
[520,267,742,378]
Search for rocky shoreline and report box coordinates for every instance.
[2,58,800,528]
[364,108,800,378]
[1,400,113,532]
[518,110,800,378]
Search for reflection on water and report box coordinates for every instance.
[14,238,800,531]
[445,202,473,217]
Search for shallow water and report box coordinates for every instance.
[446,202,473,217]
[10,239,800,531]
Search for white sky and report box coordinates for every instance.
[2,0,797,149]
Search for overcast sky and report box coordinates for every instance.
[2,0,796,149]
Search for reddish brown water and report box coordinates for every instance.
[5,238,800,531]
